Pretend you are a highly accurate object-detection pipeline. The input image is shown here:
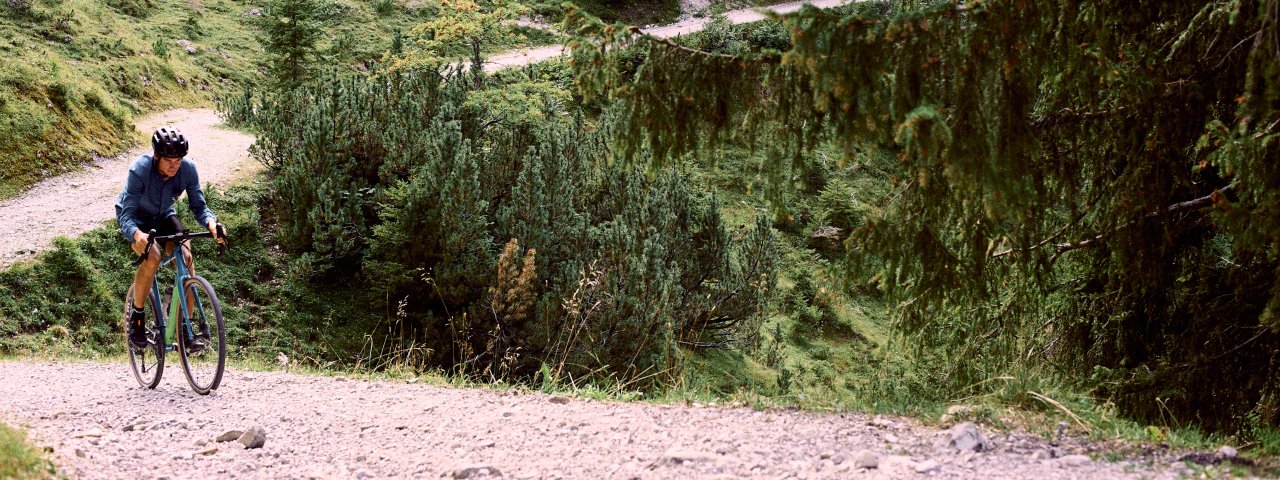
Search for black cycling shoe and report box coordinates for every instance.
[187,333,209,354]
[127,307,149,349]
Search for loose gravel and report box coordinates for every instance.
[0,360,1209,480]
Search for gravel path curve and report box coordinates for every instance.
[0,360,1200,480]
[484,0,853,72]
[0,109,258,268]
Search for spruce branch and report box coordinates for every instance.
[1030,106,1133,129]
[992,184,1235,261]
[1048,184,1235,260]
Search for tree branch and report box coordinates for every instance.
[992,184,1233,260]
[1051,184,1234,257]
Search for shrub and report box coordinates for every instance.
[228,69,780,387]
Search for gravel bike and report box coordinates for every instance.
[125,226,228,394]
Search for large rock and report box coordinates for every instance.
[238,426,266,449]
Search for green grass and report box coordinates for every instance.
[0,422,54,480]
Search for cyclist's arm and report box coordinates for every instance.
[115,169,145,243]
[183,162,217,229]
[182,162,223,243]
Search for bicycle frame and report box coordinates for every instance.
[147,239,207,353]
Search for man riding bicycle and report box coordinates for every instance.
[115,126,225,349]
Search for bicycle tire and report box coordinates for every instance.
[177,276,226,394]
[125,285,164,389]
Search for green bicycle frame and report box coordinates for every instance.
[149,241,206,352]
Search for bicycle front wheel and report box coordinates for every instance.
[177,276,226,395]
[125,285,164,389]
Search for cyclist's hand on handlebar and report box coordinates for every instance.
[207,220,226,245]
[131,230,150,256]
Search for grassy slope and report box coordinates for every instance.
[0,0,499,201]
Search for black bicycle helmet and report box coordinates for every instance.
[151,126,189,158]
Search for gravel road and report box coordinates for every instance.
[0,109,258,269]
[484,0,853,72]
[0,360,1205,480]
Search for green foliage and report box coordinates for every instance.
[0,423,54,480]
[371,0,396,16]
[258,0,324,90]
[105,0,151,18]
[405,0,526,72]
[151,37,168,58]
[564,0,1280,433]
[0,237,118,350]
[183,11,203,39]
[225,66,780,387]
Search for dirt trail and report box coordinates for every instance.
[484,0,852,72]
[0,109,258,268]
[0,360,1203,479]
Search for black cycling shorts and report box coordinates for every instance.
[126,215,185,244]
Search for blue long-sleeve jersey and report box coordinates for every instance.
[114,154,217,243]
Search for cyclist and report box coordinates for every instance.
[115,126,225,349]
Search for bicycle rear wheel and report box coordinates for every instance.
[125,285,164,389]
[177,276,226,395]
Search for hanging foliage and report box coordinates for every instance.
[565,0,1280,431]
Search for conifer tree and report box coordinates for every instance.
[565,0,1280,431]
[259,0,323,89]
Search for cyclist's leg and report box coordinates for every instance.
[129,217,165,309]
[127,218,163,347]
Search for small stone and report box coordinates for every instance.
[946,422,993,452]
[447,465,503,478]
[238,426,266,449]
[548,396,570,404]
[216,430,243,442]
[1031,449,1053,460]
[354,469,375,480]
[75,428,103,438]
[1217,445,1238,459]
[831,454,847,465]
[195,439,207,447]
[198,446,218,456]
[1057,454,1091,466]
[75,449,86,458]
[852,450,879,469]
[914,460,941,473]
[820,450,834,460]
[662,448,715,464]
[476,439,495,448]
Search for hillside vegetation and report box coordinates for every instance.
[0,0,561,200]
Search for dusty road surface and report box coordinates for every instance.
[0,360,1209,480]
[484,0,853,72]
[0,109,258,268]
